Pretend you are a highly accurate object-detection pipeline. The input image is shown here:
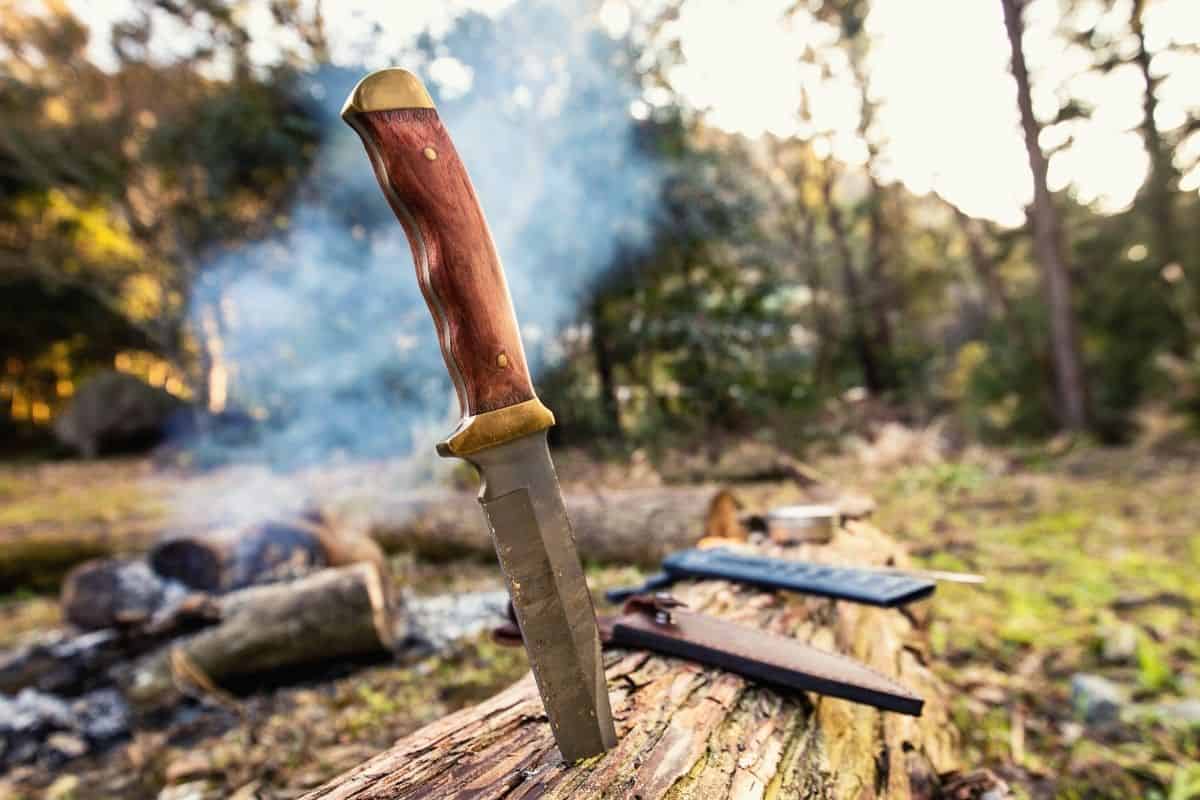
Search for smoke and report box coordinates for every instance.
[175,0,661,523]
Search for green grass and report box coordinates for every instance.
[861,447,1200,798]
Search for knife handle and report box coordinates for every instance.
[342,69,553,456]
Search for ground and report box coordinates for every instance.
[0,434,1198,799]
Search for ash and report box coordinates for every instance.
[401,590,509,656]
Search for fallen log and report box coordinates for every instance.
[59,559,224,633]
[0,522,159,592]
[305,521,962,800]
[149,512,387,594]
[365,486,743,566]
[125,564,395,708]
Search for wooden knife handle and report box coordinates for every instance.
[342,69,539,426]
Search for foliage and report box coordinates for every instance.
[1,0,1199,450]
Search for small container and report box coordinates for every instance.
[761,504,840,545]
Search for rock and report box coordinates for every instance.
[0,687,129,769]
[73,688,130,742]
[1071,673,1127,725]
[53,370,184,457]
[1100,622,1139,663]
[0,688,77,736]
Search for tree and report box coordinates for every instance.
[999,0,1089,430]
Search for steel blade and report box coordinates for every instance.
[465,430,616,761]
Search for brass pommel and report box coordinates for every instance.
[341,68,436,121]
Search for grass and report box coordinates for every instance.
[0,460,166,590]
[854,446,1200,799]
[1,444,1197,798]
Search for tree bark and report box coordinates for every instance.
[1000,0,1089,430]
[768,139,835,387]
[303,521,961,800]
[590,300,623,438]
[822,161,886,394]
[125,564,395,708]
[363,486,744,567]
[1130,0,1180,271]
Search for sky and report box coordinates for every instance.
[63,0,1200,226]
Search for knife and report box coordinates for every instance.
[341,68,616,761]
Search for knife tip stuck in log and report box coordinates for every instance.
[342,67,617,762]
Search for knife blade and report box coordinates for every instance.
[341,68,616,761]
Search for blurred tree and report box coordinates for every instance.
[1000,0,1089,430]
[0,1,318,437]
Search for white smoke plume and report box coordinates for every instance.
[174,0,661,525]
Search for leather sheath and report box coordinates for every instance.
[495,595,923,716]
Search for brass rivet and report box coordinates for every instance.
[497,353,509,368]
[423,146,438,161]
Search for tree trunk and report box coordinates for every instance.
[125,564,395,708]
[953,207,1035,352]
[303,521,962,800]
[1131,0,1180,271]
[590,301,623,438]
[822,161,885,394]
[854,45,898,391]
[363,486,744,567]
[1000,0,1088,430]
[770,139,835,387]
[801,205,836,386]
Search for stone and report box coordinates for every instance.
[1071,673,1127,725]
[0,688,77,736]
[53,369,184,457]
[74,688,131,742]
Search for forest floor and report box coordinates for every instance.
[0,431,1198,799]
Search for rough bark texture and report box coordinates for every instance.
[126,564,394,708]
[305,521,959,800]
[366,486,743,567]
[1130,0,1180,271]
[822,161,885,395]
[1000,0,1088,430]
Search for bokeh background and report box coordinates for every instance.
[4,0,1199,458]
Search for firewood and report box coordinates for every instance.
[365,486,743,566]
[125,564,396,709]
[149,515,328,592]
[304,521,961,800]
[149,512,389,596]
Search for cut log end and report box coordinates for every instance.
[148,539,224,592]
